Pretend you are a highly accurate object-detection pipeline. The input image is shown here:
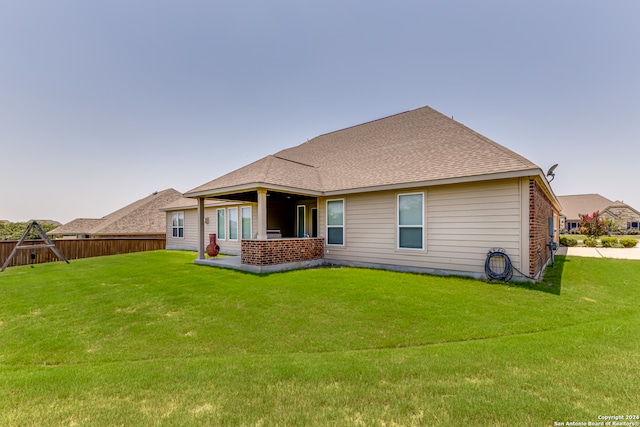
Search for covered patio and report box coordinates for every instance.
[191,187,326,272]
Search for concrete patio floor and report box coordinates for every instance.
[194,255,243,269]
[194,255,324,274]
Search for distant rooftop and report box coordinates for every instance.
[50,189,183,236]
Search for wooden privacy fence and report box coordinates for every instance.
[0,238,166,269]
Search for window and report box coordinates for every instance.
[229,207,238,240]
[217,209,226,240]
[297,205,306,237]
[172,212,184,238]
[398,193,424,249]
[241,206,252,239]
[327,199,344,245]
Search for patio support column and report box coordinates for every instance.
[197,197,205,260]
[257,189,268,240]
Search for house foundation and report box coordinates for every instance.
[194,237,325,274]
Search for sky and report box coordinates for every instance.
[1,0,639,223]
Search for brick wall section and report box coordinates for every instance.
[241,238,325,266]
[529,179,555,277]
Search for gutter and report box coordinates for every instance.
[182,168,562,211]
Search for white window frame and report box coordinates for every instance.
[172,212,184,239]
[216,208,226,240]
[397,192,424,250]
[228,207,239,241]
[297,205,306,237]
[241,206,252,240]
[326,199,345,246]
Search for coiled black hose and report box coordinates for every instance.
[485,249,513,281]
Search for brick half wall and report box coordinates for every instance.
[241,238,325,266]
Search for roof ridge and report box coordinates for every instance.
[259,156,274,181]
[97,189,172,231]
[272,154,317,168]
[448,116,537,170]
[312,105,436,139]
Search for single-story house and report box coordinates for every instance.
[171,106,560,279]
[51,188,183,238]
[558,194,640,233]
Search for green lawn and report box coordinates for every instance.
[1,251,638,426]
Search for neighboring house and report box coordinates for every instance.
[180,106,560,279]
[558,194,640,233]
[51,189,183,238]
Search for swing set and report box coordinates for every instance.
[1,221,69,272]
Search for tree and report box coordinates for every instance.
[0,222,58,240]
[602,217,621,234]
[579,211,608,238]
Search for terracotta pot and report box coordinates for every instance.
[206,233,220,257]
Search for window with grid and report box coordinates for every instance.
[327,199,344,245]
[172,212,184,238]
[398,193,424,249]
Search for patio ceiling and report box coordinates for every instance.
[205,190,316,203]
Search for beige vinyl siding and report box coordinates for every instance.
[166,209,202,251]
[323,178,526,276]
[165,203,256,254]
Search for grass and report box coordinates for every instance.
[1,251,639,426]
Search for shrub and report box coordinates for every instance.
[626,229,640,235]
[560,236,578,247]
[584,238,597,247]
[579,211,608,238]
[620,238,638,248]
[601,237,619,248]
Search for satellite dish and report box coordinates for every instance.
[546,164,558,182]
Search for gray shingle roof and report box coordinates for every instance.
[186,106,540,197]
[50,189,183,236]
[557,194,613,220]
